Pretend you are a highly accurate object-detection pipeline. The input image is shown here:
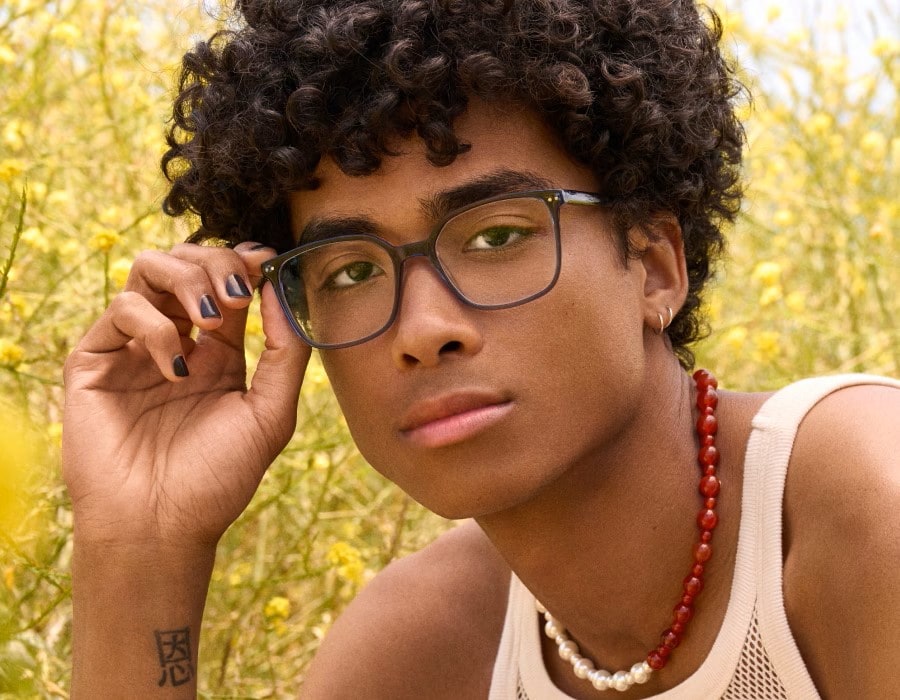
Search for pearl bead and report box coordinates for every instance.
[554,634,567,646]
[558,641,578,661]
[589,669,611,690]
[574,657,595,679]
[535,600,547,614]
[545,620,562,639]
[612,670,631,691]
[569,653,583,667]
[631,662,650,684]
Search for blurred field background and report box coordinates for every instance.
[0,0,897,696]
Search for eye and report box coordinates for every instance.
[464,226,532,251]
[324,261,385,289]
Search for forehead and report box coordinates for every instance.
[287,101,599,241]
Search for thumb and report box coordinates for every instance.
[244,283,311,439]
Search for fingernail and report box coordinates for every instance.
[226,274,252,298]
[200,294,221,319]
[173,355,189,377]
[250,243,270,251]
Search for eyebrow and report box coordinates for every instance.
[297,169,554,246]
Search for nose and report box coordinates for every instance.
[389,258,484,369]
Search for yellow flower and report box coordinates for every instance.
[872,37,900,58]
[0,44,16,65]
[860,131,888,160]
[785,292,805,314]
[20,227,50,253]
[805,112,832,137]
[0,340,25,369]
[868,222,888,241]
[337,559,364,586]
[722,326,748,352]
[759,285,782,307]
[786,29,808,47]
[88,229,121,252]
[43,424,63,452]
[753,331,781,362]
[109,258,132,288]
[0,407,36,532]
[751,261,782,287]
[264,596,291,620]
[0,159,26,182]
[311,452,330,470]
[49,22,81,46]
[326,541,361,567]
[765,6,782,22]
[3,566,14,591]
[772,209,794,228]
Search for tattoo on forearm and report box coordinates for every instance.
[155,627,194,687]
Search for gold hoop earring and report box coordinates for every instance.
[655,305,674,335]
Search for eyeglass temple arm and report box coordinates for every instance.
[560,190,607,206]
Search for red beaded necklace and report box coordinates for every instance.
[536,368,722,693]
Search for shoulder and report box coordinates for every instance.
[301,519,511,699]
[782,379,900,697]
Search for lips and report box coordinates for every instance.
[398,391,513,448]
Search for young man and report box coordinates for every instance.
[63,1,899,697]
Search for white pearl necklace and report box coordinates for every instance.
[535,599,654,693]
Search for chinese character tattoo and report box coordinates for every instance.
[155,627,194,687]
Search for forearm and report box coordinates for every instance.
[70,535,216,698]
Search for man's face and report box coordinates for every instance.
[288,102,650,519]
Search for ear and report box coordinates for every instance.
[630,213,688,330]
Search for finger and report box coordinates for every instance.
[244,283,311,452]
[233,242,280,289]
[76,292,191,381]
[168,243,256,310]
[125,250,228,334]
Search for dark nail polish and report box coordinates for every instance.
[200,294,221,319]
[250,243,270,251]
[226,274,252,298]
[173,355,189,377]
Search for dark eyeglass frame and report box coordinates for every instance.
[261,189,608,349]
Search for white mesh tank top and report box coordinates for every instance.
[489,374,900,699]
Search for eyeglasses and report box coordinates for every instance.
[261,189,607,349]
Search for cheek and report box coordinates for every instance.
[320,349,396,455]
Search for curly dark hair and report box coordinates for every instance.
[162,0,746,367]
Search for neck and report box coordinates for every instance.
[475,357,708,669]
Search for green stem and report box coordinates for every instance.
[0,187,27,302]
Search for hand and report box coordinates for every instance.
[62,241,311,550]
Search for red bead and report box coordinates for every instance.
[692,564,704,577]
[671,622,684,635]
[698,508,718,530]
[702,434,715,447]
[696,413,718,436]
[661,630,680,649]
[647,651,667,670]
[683,575,704,596]
[693,369,718,389]
[657,644,672,659]
[698,444,719,467]
[699,474,720,497]
[701,530,713,543]
[673,604,693,624]
[705,497,717,509]
[694,542,713,562]
[697,387,718,411]
[704,464,717,475]
[682,594,694,606]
